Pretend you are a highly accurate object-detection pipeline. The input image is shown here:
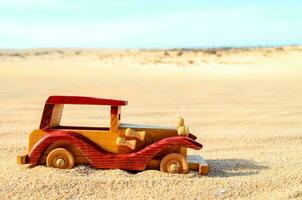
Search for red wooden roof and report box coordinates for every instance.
[46,96,127,106]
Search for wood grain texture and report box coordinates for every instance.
[46,96,127,106]
[23,95,207,174]
[38,96,182,154]
[40,104,55,129]
[49,104,64,127]
[28,130,202,171]
[40,96,126,129]
[110,106,120,132]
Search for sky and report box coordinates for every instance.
[0,0,301,49]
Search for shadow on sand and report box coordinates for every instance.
[206,159,268,177]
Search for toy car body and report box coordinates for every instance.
[17,96,208,175]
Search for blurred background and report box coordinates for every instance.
[1,0,302,49]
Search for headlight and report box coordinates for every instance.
[177,116,189,136]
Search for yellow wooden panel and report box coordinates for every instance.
[49,104,64,127]
[77,130,121,153]
[28,129,47,151]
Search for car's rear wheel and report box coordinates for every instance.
[46,148,74,169]
[160,153,188,174]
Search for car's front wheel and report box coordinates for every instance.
[46,148,74,169]
[160,153,188,174]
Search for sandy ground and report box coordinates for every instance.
[0,46,302,199]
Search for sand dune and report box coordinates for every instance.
[0,46,302,199]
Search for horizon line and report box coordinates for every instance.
[1,44,301,52]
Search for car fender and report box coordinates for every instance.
[28,131,203,170]
[27,130,105,166]
[135,135,203,159]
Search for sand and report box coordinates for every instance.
[0,46,302,199]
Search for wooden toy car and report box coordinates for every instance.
[17,96,208,175]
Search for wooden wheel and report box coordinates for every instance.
[160,153,188,174]
[46,148,74,169]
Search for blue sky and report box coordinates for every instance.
[0,0,301,49]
